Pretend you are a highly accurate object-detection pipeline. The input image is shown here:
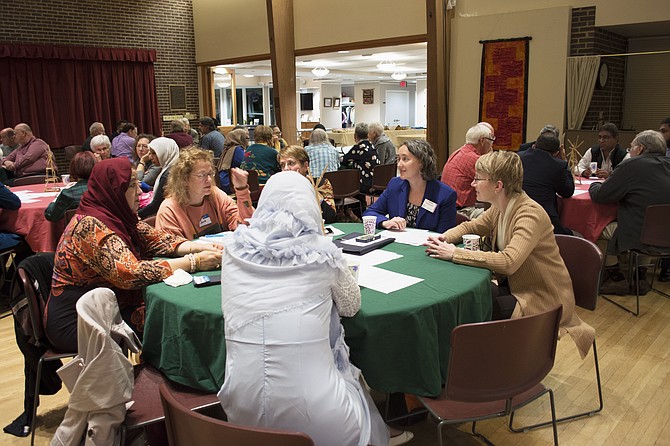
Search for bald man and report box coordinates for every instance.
[1,123,50,183]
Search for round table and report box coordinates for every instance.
[142,224,492,396]
[558,179,617,243]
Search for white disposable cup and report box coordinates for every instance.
[362,216,377,236]
[347,260,360,283]
[589,162,598,175]
[61,174,70,184]
[462,234,481,251]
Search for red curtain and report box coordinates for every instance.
[0,43,162,148]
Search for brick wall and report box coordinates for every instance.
[0,0,199,172]
[570,6,627,131]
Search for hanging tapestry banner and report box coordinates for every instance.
[478,37,531,151]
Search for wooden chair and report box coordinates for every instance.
[245,169,261,204]
[14,253,78,446]
[12,175,47,186]
[323,169,362,216]
[370,162,397,199]
[455,213,471,225]
[418,306,562,446]
[120,364,220,444]
[603,204,670,316]
[142,215,157,227]
[510,234,603,430]
[160,383,314,446]
[63,209,77,226]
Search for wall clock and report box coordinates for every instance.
[598,62,609,88]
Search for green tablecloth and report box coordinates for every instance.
[142,223,492,396]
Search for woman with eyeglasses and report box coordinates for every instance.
[363,139,457,233]
[156,148,254,239]
[424,150,595,359]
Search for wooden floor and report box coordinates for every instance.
[1,283,669,445]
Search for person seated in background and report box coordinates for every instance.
[181,117,199,145]
[278,145,336,224]
[440,122,495,221]
[240,125,280,184]
[44,152,96,221]
[81,122,105,152]
[138,137,180,219]
[341,122,379,196]
[272,126,288,151]
[424,150,595,360]
[133,134,160,188]
[166,119,193,149]
[517,124,560,152]
[90,134,112,161]
[218,129,248,194]
[305,129,339,176]
[111,122,137,161]
[576,122,628,178]
[199,116,224,157]
[1,123,50,184]
[0,180,31,259]
[108,120,128,143]
[156,148,253,240]
[0,127,20,158]
[217,171,391,446]
[519,133,575,235]
[590,130,670,295]
[44,157,223,353]
[364,139,457,233]
[368,122,396,165]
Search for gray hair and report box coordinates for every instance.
[465,123,492,144]
[309,128,329,145]
[90,134,111,148]
[170,119,184,132]
[632,130,666,155]
[354,123,368,141]
[539,124,559,138]
[89,122,104,135]
[368,122,384,139]
[180,117,190,127]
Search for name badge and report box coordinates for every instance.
[421,199,437,213]
[199,214,212,227]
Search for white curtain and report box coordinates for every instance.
[566,55,600,130]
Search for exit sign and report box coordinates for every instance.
[400,81,407,87]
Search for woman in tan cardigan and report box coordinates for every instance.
[425,150,595,358]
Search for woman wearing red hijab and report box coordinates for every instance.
[45,158,223,352]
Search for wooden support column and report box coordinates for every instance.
[266,0,298,145]
[426,0,451,167]
[199,66,215,120]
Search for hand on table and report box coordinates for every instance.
[581,168,592,178]
[196,242,224,253]
[382,217,407,231]
[424,236,456,261]
[595,169,610,179]
[3,160,15,171]
[196,250,223,271]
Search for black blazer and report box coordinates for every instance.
[519,148,575,235]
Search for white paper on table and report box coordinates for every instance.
[358,265,423,294]
[195,232,233,245]
[14,190,58,203]
[571,189,590,196]
[342,250,402,267]
[379,228,431,246]
[325,225,344,236]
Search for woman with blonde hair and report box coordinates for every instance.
[424,150,595,359]
[156,148,253,239]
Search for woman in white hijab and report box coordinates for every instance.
[218,171,390,446]
[138,137,180,219]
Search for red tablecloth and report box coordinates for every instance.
[558,180,617,243]
[0,183,66,252]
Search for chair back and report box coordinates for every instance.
[245,169,261,202]
[16,253,56,347]
[324,169,361,199]
[372,163,397,192]
[12,175,47,186]
[555,234,602,311]
[64,209,77,225]
[142,215,157,227]
[455,213,470,225]
[446,306,562,403]
[64,145,83,163]
[640,204,670,248]
[159,383,314,446]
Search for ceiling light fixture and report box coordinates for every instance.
[391,71,407,81]
[377,60,396,71]
[243,74,254,78]
[311,66,329,77]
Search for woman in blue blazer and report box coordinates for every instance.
[364,139,457,233]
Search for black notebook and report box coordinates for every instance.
[333,232,395,255]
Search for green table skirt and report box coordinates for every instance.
[142,223,492,396]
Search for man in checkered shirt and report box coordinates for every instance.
[440,122,495,220]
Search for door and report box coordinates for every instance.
[385,90,409,127]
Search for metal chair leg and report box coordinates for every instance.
[30,356,45,446]
[509,340,603,431]
[601,252,641,316]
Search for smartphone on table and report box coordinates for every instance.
[193,274,222,287]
